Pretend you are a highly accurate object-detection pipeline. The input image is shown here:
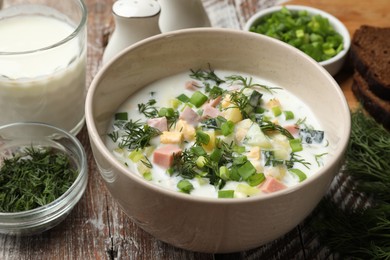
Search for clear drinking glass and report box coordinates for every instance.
[0,0,87,135]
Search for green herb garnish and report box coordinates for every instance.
[116,120,161,150]
[138,99,158,118]
[190,66,225,86]
[310,110,390,259]
[0,147,78,212]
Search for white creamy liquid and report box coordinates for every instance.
[0,12,86,134]
[106,70,329,198]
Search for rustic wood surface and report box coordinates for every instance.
[1,0,389,259]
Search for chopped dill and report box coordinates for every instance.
[0,146,78,212]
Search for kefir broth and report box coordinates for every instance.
[106,70,329,198]
[0,7,86,134]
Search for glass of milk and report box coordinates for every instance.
[0,0,87,135]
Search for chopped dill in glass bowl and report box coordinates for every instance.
[0,122,88,235]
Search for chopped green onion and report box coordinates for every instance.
[196,156,206,168]
[233,145,246,154]
[238,161,256,180]
[189,91,208,108]
[284,110,295,120]
[229,167,241,181]
[272,106,282,117]
[159,107,175,118]
[219,166,230,180]
[236,183,260,196]
[289,138,303,152]
[128,150,144,162]
[115,112,128,121]
[196,130,210,145]
[177,94,190,103]
[177,180,194,194]
[249,6,344,62]
[233,155,247,165]
[247,173,266,186]
[289,168,307,182]
[221,120,234,136]
[143,171,152,181]
[191,146,206,156]
[170,99,181,109]
[218,190,234,198]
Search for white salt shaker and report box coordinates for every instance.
[158,0,211,33]
[102,0,161,64]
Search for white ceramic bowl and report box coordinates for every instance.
[86,28,350,253]
[0,122,88,235]
[244,5,351,76]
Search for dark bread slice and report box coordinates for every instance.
[352,72,390,130]
[350,25,390,100]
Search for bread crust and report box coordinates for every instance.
[350,25,390,100]
[352,72,390,130]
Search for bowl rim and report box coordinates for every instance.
[86,27,351,205]
[0,122,88,218]
[244,5,351,67]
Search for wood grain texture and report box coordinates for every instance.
[0,0,388,259]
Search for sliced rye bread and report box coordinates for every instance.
[352,72,390,130]
[350,25,390,100]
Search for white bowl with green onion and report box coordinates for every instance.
[244,5,350,76]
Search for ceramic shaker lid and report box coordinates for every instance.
[113,0,160,18]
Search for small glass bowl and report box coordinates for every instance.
[0,122,88,235]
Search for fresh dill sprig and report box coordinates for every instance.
[225,75,276,93]
[140,157,153,169]
[138,99,159,118]
[190,66,225,85]
[171,148,200,179]
[228,89,251,118]
[108,131,119,142]
[117,120,161,150]
[263,151,310,169]
[260,120,294,139]
[310,110,390,259]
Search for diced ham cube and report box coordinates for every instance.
[185,80,199,91]
[284,124,299,136]
[202,103,221,119]
[260,177,287,193]
[153,145,182,169]
[179,106,200,126]
[147,117,168,132]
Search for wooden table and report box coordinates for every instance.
[1,0,389,259]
